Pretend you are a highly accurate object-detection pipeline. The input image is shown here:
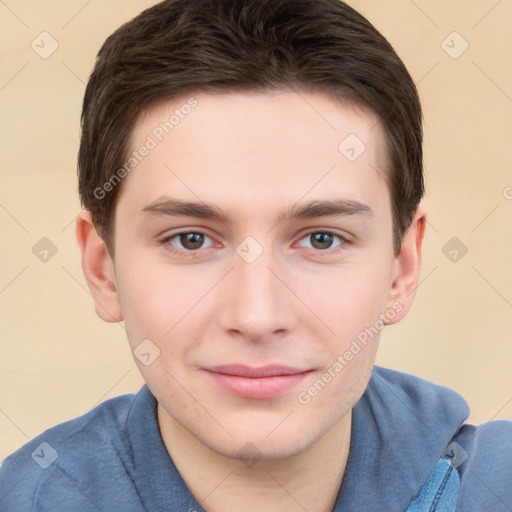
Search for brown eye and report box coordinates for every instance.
[297,231,346,251]
[179,232,205,250]
[162,231,214,254]
[310,232,334,250]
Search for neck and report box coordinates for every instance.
[158,405,352,512]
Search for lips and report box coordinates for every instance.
[202,364,313,399]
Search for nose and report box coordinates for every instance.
[216,241,297,343]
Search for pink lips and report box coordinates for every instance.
[202,364,313,399]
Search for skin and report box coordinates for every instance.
[76,90,426,512]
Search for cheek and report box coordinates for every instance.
[115,253,219,356]
[115,255,178,341]
[297,262,392,340]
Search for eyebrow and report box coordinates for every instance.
[141,196,373,224]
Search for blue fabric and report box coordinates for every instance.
[1,366,511,511]
[405,458,459,512]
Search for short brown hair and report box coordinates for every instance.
[78,0,423,257]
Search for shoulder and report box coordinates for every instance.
[368,367,512,510]
[0,390,141,511]
[453,419,512,510]
[368,365,470,418]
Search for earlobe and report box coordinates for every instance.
[75,210,123,323]
[384,206,427,325]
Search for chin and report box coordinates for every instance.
[210,436,313,463]
[191,418,326,463]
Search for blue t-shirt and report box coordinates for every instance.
[1,366,511,511]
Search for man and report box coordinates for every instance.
[1,0,510,510]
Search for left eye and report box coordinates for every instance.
[163,232,214,252]
[297,232,345,251]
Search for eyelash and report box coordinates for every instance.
[159,230,349,257]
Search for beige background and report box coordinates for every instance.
[1,0,511,460]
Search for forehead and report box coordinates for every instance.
[117,90,390,221]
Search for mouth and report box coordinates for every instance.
[202,364,314,399]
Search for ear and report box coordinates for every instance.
[384,205,426,325]
[75,210,123,323]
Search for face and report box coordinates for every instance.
[91,90,415,460]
